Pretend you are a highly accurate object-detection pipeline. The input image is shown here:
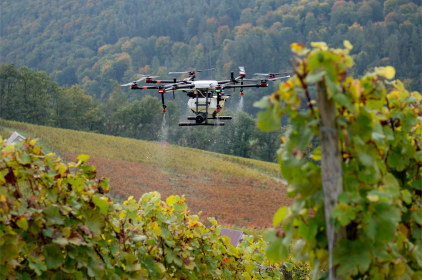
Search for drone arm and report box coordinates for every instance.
[146,79,184,84]
[130,85,161,90]
[223,83,268,89]
[175,84,195,89]
[240,78,263,82]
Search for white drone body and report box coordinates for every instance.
[183,80,226,114]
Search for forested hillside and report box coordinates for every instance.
[0,0,421,161]
[1,0,421,96]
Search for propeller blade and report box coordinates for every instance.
[137,75,159,78]
[254,72,291,76]
[120,82,134,86]
[196,68,215,73]
[168,71,189,74]
[135,77,147,82]
[239,66,245,74]
[269,75,290,81]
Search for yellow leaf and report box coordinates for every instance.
[16,216,29,231]
[367,194,379,202]
[393,261,406,276]
[244,263,254,274]
[384,66,395,80]
[127,196,134,201]
[311,147,321,161]
[291,43,305,50]
[153,224,161,236]
[155,263,166,274]
[311,42,328,51]
[33,146,41,155]
[349,80,361,99]
[411,91,422,102]
[343,40,353,50]
[166,195,175,206]
[30,139,36,146]
[281,136,286,143]
[77,154,90,163]
[243,272,252,280]
[58,163,67,175]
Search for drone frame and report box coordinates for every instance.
[122,67,290,127]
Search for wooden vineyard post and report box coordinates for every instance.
[316,80,346,280]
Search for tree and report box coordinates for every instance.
[358,3,373,25]
[0,64,19,119]
[383,0,409,17]
[232,111,255,158]
[304,12,317,36]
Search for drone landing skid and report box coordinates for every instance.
[186,116,232,120]
[179,115,232,126]
[179,122,225,126]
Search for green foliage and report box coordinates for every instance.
[0,138,309,279]
[0,127,10,140]
[256,41,422,279]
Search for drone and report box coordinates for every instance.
[121,68,290,126]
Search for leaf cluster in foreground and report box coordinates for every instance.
[0,139,310,279]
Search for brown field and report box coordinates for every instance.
[62,152,293,228]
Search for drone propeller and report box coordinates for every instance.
[196,68,215,73]
[169,68,214,74]
[253,72,290,76]
[239,66,245,75]
[138,75,160,79]
[268,75,291,81]
[120,82,134,87]
[121,76,160,86]
[168,71,190,74]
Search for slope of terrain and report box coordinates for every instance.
[2,120,292,228]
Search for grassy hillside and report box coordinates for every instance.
[1,120,292,228]
[2,120,280,179]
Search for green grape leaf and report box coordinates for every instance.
[332,203,355,226]
[333,239,372,277]
[284,262,294,271]
[257,109,281,132]
[305,71,326,84]
[92,196,109,214]
[265,239,288,262]
[253,97,271,109]
[273,206,287,228]
[333,93,354,112]
[44,244,64,269]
